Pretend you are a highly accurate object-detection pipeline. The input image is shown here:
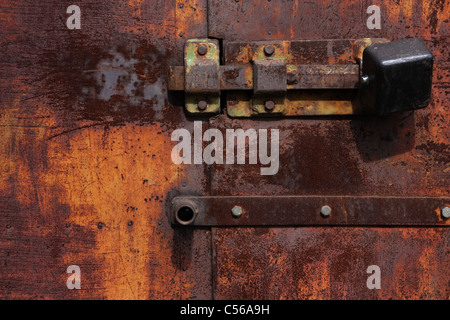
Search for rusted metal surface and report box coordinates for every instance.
[207,0,449,300]
[287,65,360,89]
[0,0,212,299]
[169,64,360,91]
[184,39,220,94]
[225,39,385,117]
[169,39,389,116]
[184,38,221,114]
[253,60,287,94]
[171,196,450,227]
[0,0,448,301]
[220,65,254,90]
[213,228,450,299]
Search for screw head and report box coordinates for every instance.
[320,205,332,217]
[264,100,276,111]
[197,44,208,56]
[264,45,275,57]
[231,205,243,218]
[441,206,450,219]
[197,100,208,111]
[287,72,298,85]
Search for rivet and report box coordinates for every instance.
[197,100,208,111]
[197,44,208,56]
[287,72,298,85]
[441,206,450,219]
[231,205,243,218]
[320,205,332,217]
[264,100,276,111]
[264,44,275,56]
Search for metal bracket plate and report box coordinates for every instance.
[171,196,450,227]
[170,38,432,117]
[170,38,388,116]
[184,39,221,114]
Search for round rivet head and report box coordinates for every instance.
[197,44,208,56]
[197,100,208,111]
[231,205,243,218]
[264,45,275,56]
[441,206,450,219]
[264,100,275,111]
[320,205,332,217]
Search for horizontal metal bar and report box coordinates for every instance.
[171,196,450,227]
[168,64,360,91]
[287,65,360,89]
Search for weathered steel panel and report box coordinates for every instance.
[0,0,212,299]
[208,0,449,300]
[213,228,449,300]
[0,0,448,301]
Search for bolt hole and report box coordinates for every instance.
[176,206,195,225]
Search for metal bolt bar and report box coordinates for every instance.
[169,64,360,91]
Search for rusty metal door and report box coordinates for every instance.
[0,0,448,300]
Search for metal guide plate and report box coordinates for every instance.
[171,196,450,227]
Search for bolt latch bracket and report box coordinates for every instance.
[169,38,433,117]
[184,39,221,114]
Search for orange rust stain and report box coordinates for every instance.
[0,95,56,211]
[294,258,330,300]
[0,99,200,298]
[386,228,447,299]
[128,0,145,19]
[47,123,181,299]
[384,0,415,27]
[176,0,208,38]
[421,0,449,35]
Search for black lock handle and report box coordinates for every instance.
[360,38,433,115]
